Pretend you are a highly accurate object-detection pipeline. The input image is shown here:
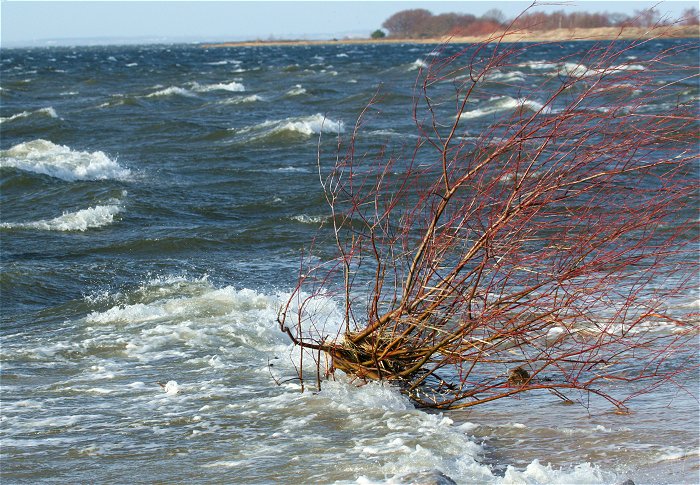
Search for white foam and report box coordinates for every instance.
[520,60,557,70]
[146,86,196,98]
[1,202,122,232]
[607,64,645,73]
[0,107,58,123]
[555,62,646,78]
[501,460,608,484]
[482,70,527,83]
[84,284,290,358]
[457,96,550,120]
[205,59,242,66]
[408,58,428,71]
[291,214,326,224]
[233,114,345,141]
[3,273,628,484]
[0,139,130,181]
[219,94,263,105]
[162,380,179,395]
[285,84,307,96]
[192,81,245,93]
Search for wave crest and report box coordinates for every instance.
[192,81,245,93]
[1,202,122,232]
[0,107,58,123]
[457,96,551,120]
[0,139,130,181]
[146,86,196,98]
[232,114,345,143]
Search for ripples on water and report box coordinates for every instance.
[1,40,698,484]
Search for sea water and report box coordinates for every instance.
[1,40,698,484]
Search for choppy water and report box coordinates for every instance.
[1,40,698,484]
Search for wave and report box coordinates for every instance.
[145,86,196,98]
[3,273,623,484]
[78,276,611,484]
[408,58,428,71]
[218,94,263,105]
[1,201,122,232]
[146,81,246,97]
[0,139,130,182]
[231,114,345,143]
[519,60,558,70]
[0,107,58,123]
[291,214,327,224]
[285,84,307,96]
[192,81,245,93]
[205,59,242,66]
[457,96,551,120]
[554,62,646,78]
[483,70,527,83]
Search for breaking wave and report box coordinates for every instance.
[231,114,345,143]
[192,81,245,93]
[219,94,263,105]
[458,96,551,120]
[285,84,307,96]
[0,107,58,123]
[26,276,618,484]
[1,201,123,232]
[146,86,196,98]
[0,139,130,181]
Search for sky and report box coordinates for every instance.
[1,0,697,47]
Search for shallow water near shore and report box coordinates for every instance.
[1,40,699,484]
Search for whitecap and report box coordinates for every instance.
[408,58,428,71]
[161,380,179,395]
[0,107,58,123]
[0,139,130,181]
[1,202,122,232]
[457,96,550,120]
[555,62,592,78]
[145,86,196,98]
[285,84,307,96]
[501,459,609,484]
[519,60,557,70]
[207,59,242,66]
[232,114,344,142]
[192,81,245,93]
[219,94,263,105]
[483,70,527,83]
[291,214,326,224]
[555,62,646,78]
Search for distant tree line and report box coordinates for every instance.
[380,7,699,38]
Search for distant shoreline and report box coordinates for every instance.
[202,25,699,48]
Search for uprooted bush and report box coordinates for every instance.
[278,27,699,411]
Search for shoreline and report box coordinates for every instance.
[202,25,699,48]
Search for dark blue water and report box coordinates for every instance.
[1,40,698,484]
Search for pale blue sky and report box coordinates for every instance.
[1,1,697,47]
